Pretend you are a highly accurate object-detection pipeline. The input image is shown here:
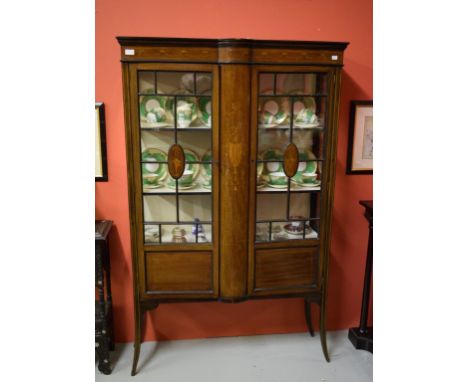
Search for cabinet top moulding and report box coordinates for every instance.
[116,37,349,65]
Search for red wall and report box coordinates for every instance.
[95,0,373,342]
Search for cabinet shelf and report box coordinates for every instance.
[258,125,324,131]
[257,185,321,193]
[141,126,212,132]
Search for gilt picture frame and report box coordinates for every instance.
[346,100,373,175]
[95,102,108,181]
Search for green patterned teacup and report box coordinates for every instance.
[146,106,166,124]
[168,170,194,187]
[260,111,276,126]
[295,108,318,125]
[267,171,288,186]
[177,101,195,128]
[302,172,317,184]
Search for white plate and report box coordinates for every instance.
[259,123,279,129]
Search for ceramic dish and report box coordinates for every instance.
[139,96,174,128]
[176,98,198,128]
[292,150,317,183]
[261,148,284,172]
[144,226,160,242]
[141,148,168,186]
[283,220,313,236]
[258,98,289,127]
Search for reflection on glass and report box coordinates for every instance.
[179,194,212,222]
[139,71,155,94]
[144,195,176,222]
[259,73,274,95]
[156,72,212,95]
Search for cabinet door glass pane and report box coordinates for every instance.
[256,71,328,242]
[138,70,214,245]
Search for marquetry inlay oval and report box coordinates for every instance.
[168,144,185,179]
[283,143,299,178]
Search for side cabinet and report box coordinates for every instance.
[118,37,348,375]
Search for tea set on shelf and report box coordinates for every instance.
[258,96,321,129]
[257,148,321,189]
[144,218,208,244]
[256,217,313,242]
[142,147,212,191]
[140,74,212,129]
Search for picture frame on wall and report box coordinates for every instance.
[346,100,373,174]
[95,102,108,181]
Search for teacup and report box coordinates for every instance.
[295,108,318,125]
[267,171,288,186]
[275,110,289,125]
[302,172,318,184]
[142,174,160,186]
[177,101,195,128]
[146,106,166,124]
[260,111,276,126]
[168,169,194,187]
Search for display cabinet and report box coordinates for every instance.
[118,37,348,375]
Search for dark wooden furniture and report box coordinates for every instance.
[348,200,373,352]
[95,220,115,374]
[118,37,348,375]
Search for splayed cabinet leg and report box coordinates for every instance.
[304,298,315,337]
[319,300,330,362]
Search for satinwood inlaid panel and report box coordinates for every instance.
[254,247,319,292]
[145,252,212,292]
[283,143,299,178]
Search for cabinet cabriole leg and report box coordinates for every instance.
[319,299,330,362]
[131,303,143,376]
[304,298,315,337]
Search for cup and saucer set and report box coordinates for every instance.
[142,148,212,191]
[257,148,321,189]
[139,86,211,129]
[258,96,320,129]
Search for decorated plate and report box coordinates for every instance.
[141,148,168,185]
[139,96,174,127]
[259,98,289,127]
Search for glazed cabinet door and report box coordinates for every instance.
[126,63,219,299]
[248,66,336,296]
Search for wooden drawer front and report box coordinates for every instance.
[254,247,318,291]
[145,252,212,293]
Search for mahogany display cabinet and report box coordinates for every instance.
[118,37,348,375]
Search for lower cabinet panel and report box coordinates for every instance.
[145,251,213,293]
[254,247,319,293]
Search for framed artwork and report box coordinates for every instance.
[95,102,108,181]
[346,100,373,174]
